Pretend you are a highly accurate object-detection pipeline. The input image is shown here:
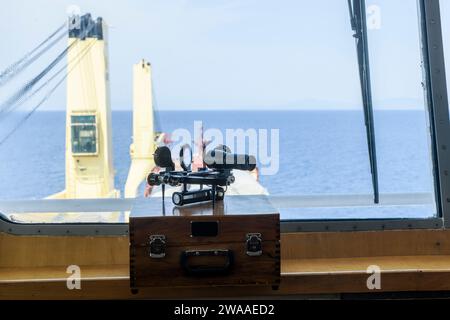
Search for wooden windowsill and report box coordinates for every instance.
[3,255,450,298]
[282,255,450,275]
[0,265,129,284]
[3,255,450,283]
[4,229,450,298]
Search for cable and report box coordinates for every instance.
[0,20,99,145]
[0,41,76,115]
[0,19,96,115]
[0,76,66,146]
[0,39,96,121]
[0,39,98,147]
[0,22,66,86]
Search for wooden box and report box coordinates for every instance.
[129,195,280,290]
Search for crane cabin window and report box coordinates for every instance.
[70,115,98,155]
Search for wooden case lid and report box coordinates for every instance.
[130,195,279,218]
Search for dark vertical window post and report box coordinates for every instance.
[418,0,450,225]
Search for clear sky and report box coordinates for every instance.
[0,0,449,111]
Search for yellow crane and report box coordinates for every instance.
[50,16,156,200]
[50,15,119,199]
[125,60,156,198]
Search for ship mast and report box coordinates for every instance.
[50,14,119,199]
[124,60,156,198]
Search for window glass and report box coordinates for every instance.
[0,1,440,223]
[363,0,436,218]
[71,116,97,154]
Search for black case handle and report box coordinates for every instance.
[180,249,234,276]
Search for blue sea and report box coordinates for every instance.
[0,110,437,219]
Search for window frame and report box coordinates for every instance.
[282,0,450,233]
[420,0,450,228]
[0,0,449,236]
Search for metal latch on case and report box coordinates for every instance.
[246,233,262,256]
[149,235,166,258]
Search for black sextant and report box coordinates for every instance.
[147,145,256,207]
